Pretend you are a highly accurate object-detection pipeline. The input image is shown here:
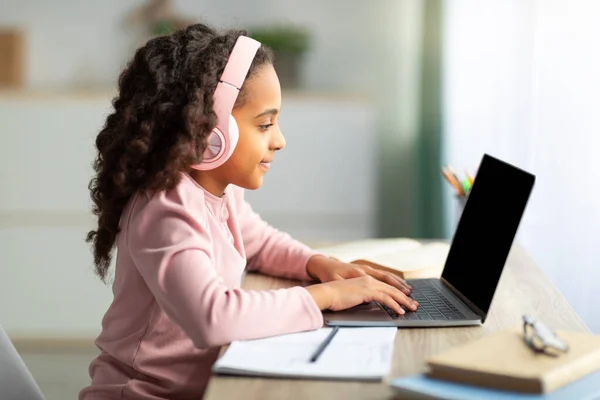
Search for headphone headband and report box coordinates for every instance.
[220,35,261,89]
[213,36,261,124]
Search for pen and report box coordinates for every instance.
[309,327,339,362]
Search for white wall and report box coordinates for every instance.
[443,0,600,333]
[441,0,535,234]
[0,92,375,337]
[522,0,600,334]
[0,0,384,95]
[245,96,377,241]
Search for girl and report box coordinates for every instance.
[79,23,418,400]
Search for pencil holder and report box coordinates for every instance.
[455,195,468,228]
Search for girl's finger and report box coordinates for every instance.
[373,293,405,315]
[367,268,411,295]
[378,280,418,311]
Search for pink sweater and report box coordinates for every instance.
[79,173,324,400]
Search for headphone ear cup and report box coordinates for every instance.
[212,114,239,167]
[204,130,224,160]
[190,115,240,171]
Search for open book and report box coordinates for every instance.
[315,238,450,279]
[212,327,397,380]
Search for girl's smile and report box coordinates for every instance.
[259,160,272,170]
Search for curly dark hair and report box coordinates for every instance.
[86,23,274,282]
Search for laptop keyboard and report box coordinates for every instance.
[380,280,466,321]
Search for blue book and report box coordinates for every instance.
[390,369,600,400]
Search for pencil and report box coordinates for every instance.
[441,167,464,196]
[309,327,339,362]
[446,166,462,191]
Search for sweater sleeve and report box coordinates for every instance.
[126,185,323,349]
[231,186,324,281]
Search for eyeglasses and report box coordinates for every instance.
[523,315,569,357]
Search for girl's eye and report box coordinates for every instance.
[259,124,273,131]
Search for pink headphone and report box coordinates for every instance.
[191,35,261,171]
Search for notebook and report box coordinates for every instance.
[426,327,600,393]
[316,238,450,279]
[212,327,397,380]
[390,370,600,400]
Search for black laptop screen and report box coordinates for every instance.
[441,154,535,316]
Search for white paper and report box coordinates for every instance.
[213,327,397,380]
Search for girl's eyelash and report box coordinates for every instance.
[259,124,273,130]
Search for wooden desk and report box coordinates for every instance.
[204,244,588,400]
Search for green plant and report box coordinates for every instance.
[248,25,311,55]
[152,20,176,36]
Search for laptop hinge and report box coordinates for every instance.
[440,278,488,322]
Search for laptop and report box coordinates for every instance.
[323,153,535,328]
[0,325,46,400]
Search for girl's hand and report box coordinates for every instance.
[306,255,412,296]
[305,276,418,315]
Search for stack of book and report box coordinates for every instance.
[391,326,600,399]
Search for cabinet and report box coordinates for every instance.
[0,89,375,337]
